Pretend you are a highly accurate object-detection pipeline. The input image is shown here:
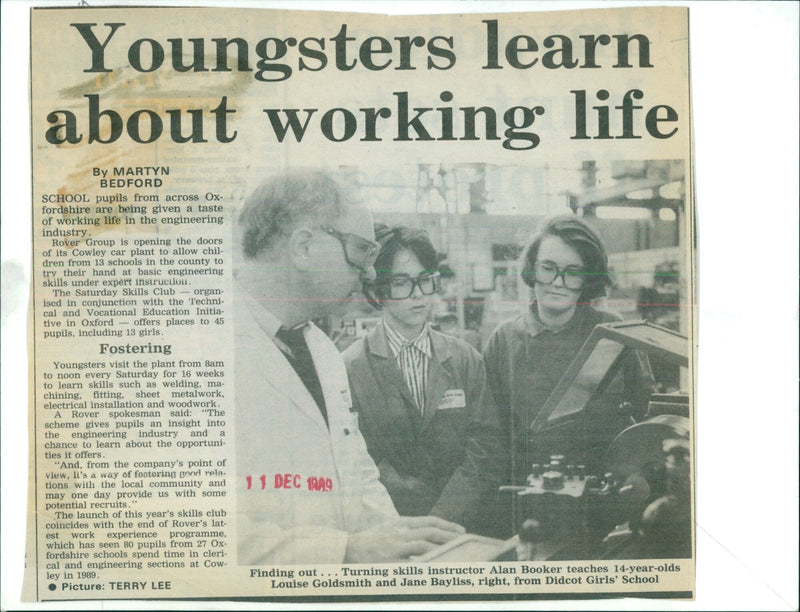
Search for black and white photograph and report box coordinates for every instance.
[231,161,691,567]
[3,1,796,609]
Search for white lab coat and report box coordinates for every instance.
[234,293,398,565]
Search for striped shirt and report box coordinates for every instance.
[383,320,432,414]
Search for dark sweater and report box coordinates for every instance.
[483,305,652,485]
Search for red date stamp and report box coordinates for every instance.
[244,474,332,492]
[306,476,333,492]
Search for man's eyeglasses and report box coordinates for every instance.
[530,261,586,290]
[379,272,442,300]
[321,226,381,272]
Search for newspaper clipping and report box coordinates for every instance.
[26,5,695,602]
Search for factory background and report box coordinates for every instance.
[323,160,687,358]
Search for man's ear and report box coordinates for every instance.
[287,226,315,271]
[363,280,383,310]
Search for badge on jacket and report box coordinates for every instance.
[437,389,466,410]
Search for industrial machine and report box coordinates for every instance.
[418,320,692,562]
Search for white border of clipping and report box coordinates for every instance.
[2,1,798,610]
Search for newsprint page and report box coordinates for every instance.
[25,4,696,603]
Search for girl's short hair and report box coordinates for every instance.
[370,225,439,302]
[520,215,610,301]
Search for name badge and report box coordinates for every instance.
[437,389,466,410]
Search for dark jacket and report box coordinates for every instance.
[483,305,655,484]
[343,322,503,531]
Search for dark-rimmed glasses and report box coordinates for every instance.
[321,226,381,272]
[531,261,586,290]
[379,272,442,299]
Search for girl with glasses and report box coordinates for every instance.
[343,225,503,534]
[482,215,655,537]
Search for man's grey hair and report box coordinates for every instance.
[238,168,356,259]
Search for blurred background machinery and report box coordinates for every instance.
[329,160,688,361]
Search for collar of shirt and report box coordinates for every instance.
[238,281,305,355]
[522,301,590,337]
[382,319,432,360]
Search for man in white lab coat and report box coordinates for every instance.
[234,169,464,565]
